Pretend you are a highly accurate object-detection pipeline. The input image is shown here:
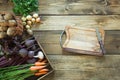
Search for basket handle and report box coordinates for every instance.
[59,30,66,48]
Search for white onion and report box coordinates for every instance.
[36,17,40,23]
[26,15,32,20]
[33,13,39,18]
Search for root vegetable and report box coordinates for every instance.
[26,15,32,21]
[0,20,8,27]
[0,26,8,31]
[36,17,40,23]
[4,13,13,20]
[31,18,35,23]
[34,51,44,60]
[19,48,28,57]
[27,21,32,25]
[34,71,47,76]
[25,40,35,47]
[27,29,33,35]
[39,69,49,73]
[34,62,46,66]
[28,51,35,58]
[7,27,16,36]
[22,21,26,26]
[33,13,39,18]
[8,20,17,27]
[25,25,31,29]
[30,66,46,71]
[21,16,27,22]
[0,32,7,39]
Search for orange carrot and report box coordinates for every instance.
[30,66,46,71]
[34,71,48,76]
[39,69,49,73]
[34,62,46,66]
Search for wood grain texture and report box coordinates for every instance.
[0,0,120,15]
[32,15,120,30]
[38,0,120,15]
[41,55,120,80]
[34,30,120,55]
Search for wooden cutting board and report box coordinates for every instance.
[62,26,105,56]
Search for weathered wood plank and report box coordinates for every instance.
[0,0,120,15]
[41,55,120,80]
[33,15,120,30]
[38,0,120,15]
[34,30,120,55]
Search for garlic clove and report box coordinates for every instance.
[34,51,44,60]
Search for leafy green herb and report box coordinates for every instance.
[12,0,39,16]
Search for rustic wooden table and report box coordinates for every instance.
[0,0,120,80]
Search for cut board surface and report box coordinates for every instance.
[62,26,105,56]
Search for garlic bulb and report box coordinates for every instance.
[34,51,44,60]
[26,15,32,21]
[33,13,39,18]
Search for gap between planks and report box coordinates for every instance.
[41,55,120,80]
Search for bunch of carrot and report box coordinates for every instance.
[0,59,49,80]
[30,59,49,76]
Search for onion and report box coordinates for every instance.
[33,13,39,18]
[27,21,32,25]
[31,18,35,23]
[22,22,26,26]
[36,17,40,23]
[21,16,26,22]
[27,29,33,35]
[26,15,32,21]
[25,25,31,29]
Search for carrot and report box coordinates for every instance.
[34,62,46,66]
[41,59,47,63]
[34,71,48,76]
[30,66,46,71]
[39,69,49,73]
